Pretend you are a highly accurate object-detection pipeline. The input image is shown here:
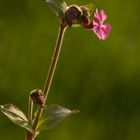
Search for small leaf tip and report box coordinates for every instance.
[71,110,80,114]
[0,105,3,109]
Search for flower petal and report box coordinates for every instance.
[102,23,111,34]
[99,9,107,22]
[93,25,102,40]
[92,9,111,40]
[93,24,111,40]
[93,9,101,24]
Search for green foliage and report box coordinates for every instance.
[36,105,79,131]
[0,104,33,133]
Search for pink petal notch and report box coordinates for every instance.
[93,9,111,40]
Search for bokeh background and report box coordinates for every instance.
[0,0,140,139]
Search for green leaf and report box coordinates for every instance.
[0,104,33,133]
[37,104,79,131]
[46,0,68,18]
[85,3,95,14]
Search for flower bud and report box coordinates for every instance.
[65,5,83,27]
[65,5,91,27]
[79,6,90,25]
[30,89,45,107]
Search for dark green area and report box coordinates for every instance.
[0,0,140,139]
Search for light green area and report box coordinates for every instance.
[0,0,140,140]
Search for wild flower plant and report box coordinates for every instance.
[0,0,111,140]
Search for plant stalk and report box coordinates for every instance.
[27,22,67,140]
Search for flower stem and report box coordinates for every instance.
[26,132,34,140]
[32,22,67,135]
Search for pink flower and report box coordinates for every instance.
[93,9,111,40]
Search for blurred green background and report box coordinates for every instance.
[0,0,140,139]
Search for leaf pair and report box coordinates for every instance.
[0,104,78,133]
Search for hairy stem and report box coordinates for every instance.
[26,133,34,140]
[32,22,67,136]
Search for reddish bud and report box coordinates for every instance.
[65,5,82,27]
[30,89,45,106]
[65,5,91,27]
[79,6,90,25]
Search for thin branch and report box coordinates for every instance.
[33,22,67,132]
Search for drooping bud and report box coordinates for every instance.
[65,5,91,27]
[30,89,45,107]
[79,6,90,25]
[65,5,83,27]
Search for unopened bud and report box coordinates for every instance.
[65,5,82,27]
[79,6,90,25]
[65,5,91,27]
[30,89,45,107]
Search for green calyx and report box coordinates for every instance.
[46,0,68,19]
